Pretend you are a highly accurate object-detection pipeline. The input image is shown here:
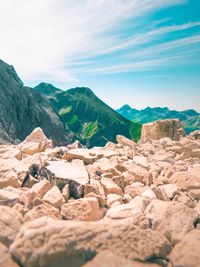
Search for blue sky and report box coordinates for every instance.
[0,0,200,111]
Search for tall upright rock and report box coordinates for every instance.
[140,119,186,141]
[0,59,73,145]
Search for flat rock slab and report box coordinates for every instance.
[45,159,89,185]
[63,148,103,164]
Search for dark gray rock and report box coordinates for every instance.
[0,59,73,146]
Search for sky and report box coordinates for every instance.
[0,0,200,111]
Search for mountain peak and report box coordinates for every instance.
[34,82,62,96]
[0,59,23,87]
[66,87,94,96]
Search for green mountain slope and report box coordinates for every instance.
[117,105,200,134]
[35,85,142,147]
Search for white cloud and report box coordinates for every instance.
[0,0,192,84]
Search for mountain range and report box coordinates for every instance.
[117,105,200,134]
[0,59,141,147]
[34,83,141,147]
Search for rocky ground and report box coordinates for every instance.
[0,120,200,267]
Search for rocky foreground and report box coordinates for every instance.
[0,120,200,267]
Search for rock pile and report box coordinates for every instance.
[0,122,200,267]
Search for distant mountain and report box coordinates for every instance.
[34,82,62,97]
[0,59,73,145]
[117,105,200,134]
[35,84,142,147]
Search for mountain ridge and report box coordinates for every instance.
[117,105,200,134]
[35,83,141,147]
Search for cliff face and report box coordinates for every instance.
[0,59,73,145]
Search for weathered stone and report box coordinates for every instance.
[61,197,100,221]
[0,206,23,246]
[82,250,160,267]
[106,196,149,220]
[116,135,136,147]
[0,187,21,205]
[24,204,61,222]
[19,188,36,209]
[107,194,123,208]
[43,186,64,209]
[189,189,200,200]
[0,163,20,189]
[62,184,69,202]
[141,188,157,200]
[0,242,19,267]
[101,178,123,196]
[173,192,195,208]
[84,179,106,206]
[125,165,152,185]
[21,175,38,188]
[12,203,27,216]
[63,148,103,164]
[31,180,52,199]
[10,217,171,267]
[19,127,53,155]
[95,158,120,176]
[153,150,175,163]
[169,230,200,267]
[133,156,149,168]
[159,184,178,199]
[170,168,200,192]
[140,119,186,141]
[145,199,198,244]
[189,130,200,140]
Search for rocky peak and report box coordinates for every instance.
[0,59,73,145]
[0,59,23,87]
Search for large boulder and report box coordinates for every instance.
[145,199,198,244]
[18,128,53,155]
[169,229,200,267]
[10,217,171,267]
[140,119,186,141]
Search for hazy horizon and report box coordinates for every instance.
[0,0,200,111]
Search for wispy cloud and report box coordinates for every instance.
[0,0,198,84]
